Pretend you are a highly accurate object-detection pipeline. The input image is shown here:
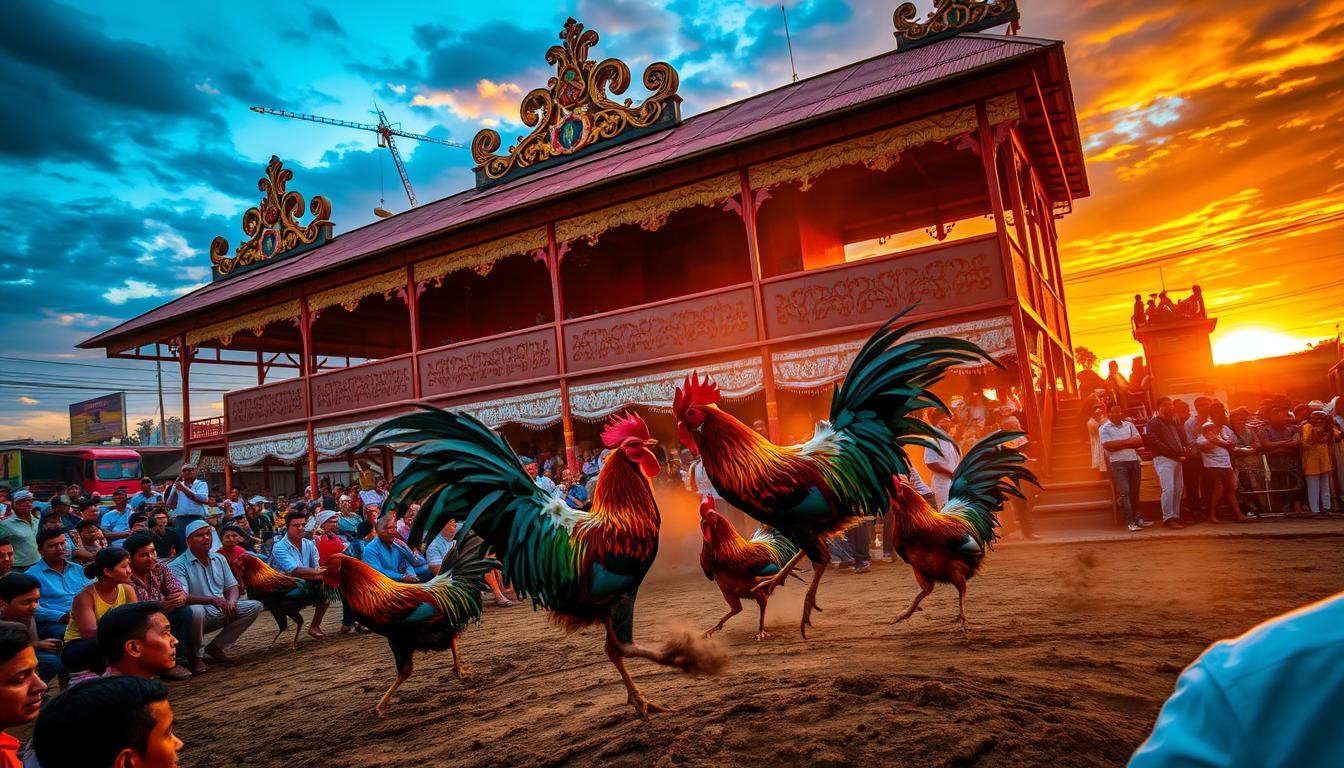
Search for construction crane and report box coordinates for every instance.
[250,105,464,209]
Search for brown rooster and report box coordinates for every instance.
[218,545,324,650]
[699,496,800,640]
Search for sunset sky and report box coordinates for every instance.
[2,0,1342,439]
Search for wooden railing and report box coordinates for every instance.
[186,417,224,442]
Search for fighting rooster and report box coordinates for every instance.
[218,545,324,650]
[891,431,1037,629]
[314,535,494,715]
[698,496,800,640]
[675,311,987,637]
[356,408,724,719]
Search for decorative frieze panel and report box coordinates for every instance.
[569,357,762,421]
[225,379,306,432]
[418,328,558,398]
[310,358,415,417]
[763,237,1006,339]
[185,300,301,348]
[564,286,757,372]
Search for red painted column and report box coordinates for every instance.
[738,169,781,442]
[177,337,191,463]
[546,223,578,470]
[405,265,422,400]
[300,297,319,496]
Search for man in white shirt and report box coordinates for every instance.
[270,511,329,638]
[426,518,458,575]
[1197,420,1250,523]
[1098,403,1149,532]
[924,415,960,507]
[165,464,210,554]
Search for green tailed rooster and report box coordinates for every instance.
[356,409,724,720]
[674,310,988,637]
[891,430,1037,629]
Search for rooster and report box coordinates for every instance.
[699,496,800,641]
[218,545,324,650]
[356,408,724,719]
[890,431,1036,629]
[675,311,987,637]
[314,534,494,715]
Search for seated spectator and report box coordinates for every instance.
[244,497,274,543]
[98,602,180,679]
[361,513,429,583]
[166,521,262,665]
[0,625,46,766]
[74,519,107,560]
[62,547,138,675]
[396,504,420,543]
[271,511,329,639]
[220,524,262,559]
[124,532,194,679]
[128,477,163,515]
[101,489,136,542]
[0,491,39,571]
[127,511,150,534]
[46,495,75,533]
[0,539,12,579]
[0,573,61,683]
[32,675,182,768]
[147,508,176,559]
[565,471,590,511]
[25,528,89,648]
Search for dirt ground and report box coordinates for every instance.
[158,521,1343,768]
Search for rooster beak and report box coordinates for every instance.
[642,439,658,447]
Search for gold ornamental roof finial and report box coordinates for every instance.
[893,0,1021,51]
[209,156,333,281]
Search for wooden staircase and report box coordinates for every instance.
[1032,395,1117,531]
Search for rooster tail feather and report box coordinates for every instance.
[422,534,497,626]
[943,430,1040,547]
[748,526,799,571]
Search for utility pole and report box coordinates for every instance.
[155,357,166,446]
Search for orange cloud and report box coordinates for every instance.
[410,79,524,124]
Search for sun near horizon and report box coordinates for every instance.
[1210,327,1321,366]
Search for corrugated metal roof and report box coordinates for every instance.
[83,33,1070,349]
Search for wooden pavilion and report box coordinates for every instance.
[81,3,1088,496]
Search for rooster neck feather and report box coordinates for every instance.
[696,409,818,502]
[584,454,660,561]
[234,552,298,593]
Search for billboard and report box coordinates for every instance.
[69,392,126,444]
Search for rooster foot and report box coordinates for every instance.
[751,574,783,594]
[894,606,922,624]
[702,627,720,639]
[752,630,771,641]
[628,693,670,721]
[454,668,473,684]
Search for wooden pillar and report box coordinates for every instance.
[405,265,422,400]
[545,223,578,469]
[977,100,1047,465]
[222,453,233,496]
[256,350,265,386]
[177,337,191,462]
[299,297,318,496]
[738,169,782,442]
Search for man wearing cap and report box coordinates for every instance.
[0,492,39,569]
[166,464,210,554]
[128,477,162,514]
[167,520,261,664]
[100,489,135,542]
[1197,416,1251,523]
[272,511,329,638]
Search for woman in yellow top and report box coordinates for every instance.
[1300,411,1339,516]
[61,547,137,673]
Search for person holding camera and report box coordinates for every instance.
[165,464,210,554]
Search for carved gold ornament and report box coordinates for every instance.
[471,17,681,187]
[894,0,1021,50]
[309,270,407,314]
[748,95,1019,191]
[185,300,301,347]
[210,156,332,280]
[555,174,739,245]
[413,227,549,286]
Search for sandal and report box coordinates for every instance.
[495,596,516,607]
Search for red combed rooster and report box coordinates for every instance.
[314,534,495,715]
[698,496,801,641]
[356,407,725,720]
[675,310,988,637]
[891,430,1037,629]
[218,545,325,650]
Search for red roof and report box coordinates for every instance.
[83,33,1081,350]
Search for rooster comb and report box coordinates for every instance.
[673,371,721,417]
[601,410,651,448]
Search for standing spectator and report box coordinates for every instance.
[1100,403,1148,532]
[1259,407,1303,515]
[0,573,61,683]
[1196,418,1251,524]
[166,521,262,664]
[924,414,961,507]
[100,489,135,542]
[999,416,1040,540]
[0,539,12,578]
[165,463,210,554]
[25,529,89,645]
[1104,360,1129,414]
[1229,408,1268,516]
[98,602,180,679]
[1144,397,1188,529]
[128,477,162,514]
[1300,410,1337,516]
[0,626,46,767]
[124,531,194,679]
[361,514,429,583]
[271,512,329,639]
[0,492,38,570]
[62,547,138,675]
[1087,405,1106,474]
[32,676,183,768]
[1183,397,1213,516]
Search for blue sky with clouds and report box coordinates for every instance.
[4,0,1343,439]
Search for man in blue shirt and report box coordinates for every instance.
[1131,591,1344,767]
[270,511,329,638]
[24,529,90,642]
[361,514,428,582]
[128,477,162,514]
[166,464,210,554]
[100,489,135,542]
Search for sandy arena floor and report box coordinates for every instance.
[156,520,1344,767]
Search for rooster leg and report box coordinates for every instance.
[753,593,770,641]
[751,551,806,594]
[375,662,412,717]
[267,627,285,650]
[951,572,969,632]
[894,570,934,624]
[450,634,472,683]
[604,638,668,721]
[289,611,304,650]
[705,590,742,638]
[799,562,827,639]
